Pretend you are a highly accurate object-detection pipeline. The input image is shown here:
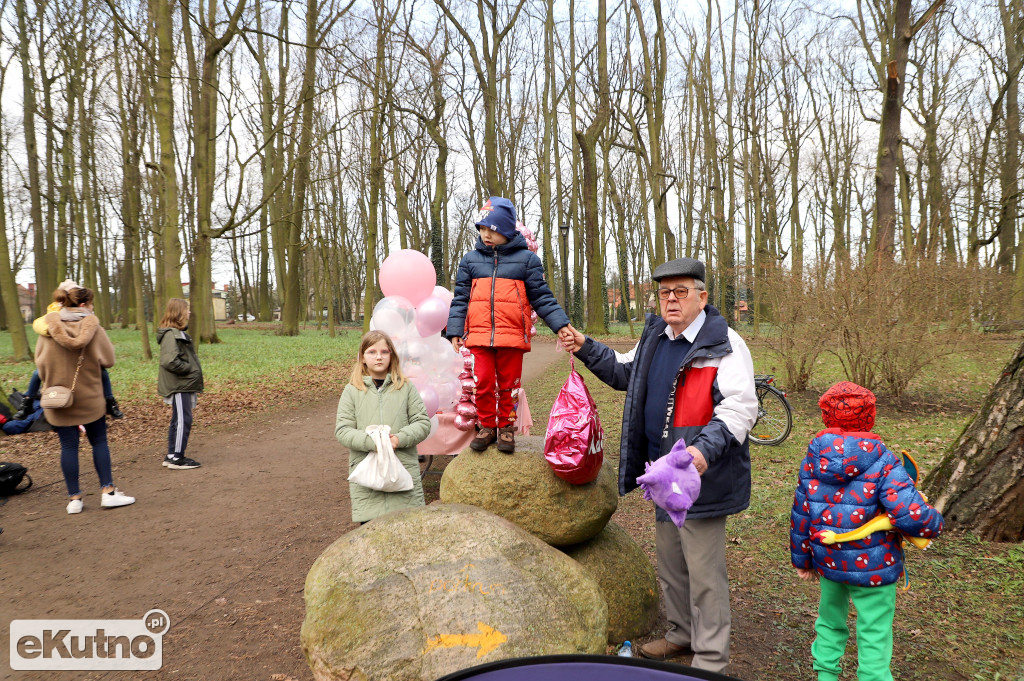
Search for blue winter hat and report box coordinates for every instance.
[474,197,518,240]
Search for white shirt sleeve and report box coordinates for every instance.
[713,330,759,443]
[615,341,640,364]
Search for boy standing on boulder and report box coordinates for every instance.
[447,197,572,454]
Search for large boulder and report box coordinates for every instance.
[560,520,659,644]
[438,435,618,546]
[301,503,607,681]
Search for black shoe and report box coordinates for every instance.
[106,397,124,419]
[163,456,201,469]
[11,405,32,421]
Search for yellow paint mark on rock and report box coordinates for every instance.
[423,622,507,658]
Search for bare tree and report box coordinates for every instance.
[433,0,528,196]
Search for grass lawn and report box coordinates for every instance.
[524,329,1024,681]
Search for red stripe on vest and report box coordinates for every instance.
[671,366,717,427]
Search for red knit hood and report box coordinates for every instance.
[819,381,876,431]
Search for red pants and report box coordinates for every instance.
[470,347,525,428]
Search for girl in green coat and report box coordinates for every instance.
[336,331,432,523]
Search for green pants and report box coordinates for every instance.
[812,578,897,681]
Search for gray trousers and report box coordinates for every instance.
[656,516,731,672]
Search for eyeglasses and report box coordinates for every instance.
[657,286,701,300]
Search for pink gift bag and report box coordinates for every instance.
[544,356,604,485]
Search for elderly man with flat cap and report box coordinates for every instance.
[563,257,757,672]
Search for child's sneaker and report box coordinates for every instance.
[106,397,124,419]
[11,404,32,421]
[100,489,135,509]
[66,498,83,514]
[496,426,516,454]
[163,456,201,469]
[470,428,497,451]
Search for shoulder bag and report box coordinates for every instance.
[40,348,85,409]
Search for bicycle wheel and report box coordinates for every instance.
[750,385,793,446]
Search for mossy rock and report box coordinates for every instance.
[438,434,617,546]
[301,503,607,681]
[560,520,659,644]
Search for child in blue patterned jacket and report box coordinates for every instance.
[790,381,943,681]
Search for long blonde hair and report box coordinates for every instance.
[160,298,190,330]
[349,331,406,391]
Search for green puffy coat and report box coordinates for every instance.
[335,375,431,523]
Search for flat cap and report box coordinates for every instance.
[652,257,705,283]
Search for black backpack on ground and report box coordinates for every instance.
[0,462,32,496]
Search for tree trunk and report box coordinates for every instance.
[282,0,318,336]
[870,0,944,262]
[16,0,53,314]
[152,0,185,311]
[575,0,608,335]
[924,339,1024,541]
[0,97,31,360]
[1003,0,1022,309]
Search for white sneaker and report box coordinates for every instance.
[100,489,136,509]
[66,498,83,514]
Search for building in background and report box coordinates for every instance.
[182,283,230,322]
[17,284,36,321]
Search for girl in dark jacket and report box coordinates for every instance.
[156,298,204,470]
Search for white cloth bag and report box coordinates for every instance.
[348,424,414,492]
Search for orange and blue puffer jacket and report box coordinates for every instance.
[446,231,570,351]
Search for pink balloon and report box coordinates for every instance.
[408,371,429,389]
[379,249,437,306]
[415,296,449,337]
[456,401,476,418]
[435,382,458,412]
[454,414,477,431]
[432,286,454,304]
[418,385,439,415]
[370,308,407,337]
[461,378,476,391]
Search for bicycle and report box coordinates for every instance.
[750,374,793,446]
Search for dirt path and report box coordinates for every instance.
[1,341,567,681]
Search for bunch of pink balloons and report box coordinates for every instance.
[516,222,539,339]
[516,221,539,253]
[372,249,464,429]
[453,347,478,431]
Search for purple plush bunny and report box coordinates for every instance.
[636,438,702,528]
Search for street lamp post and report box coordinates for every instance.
[559,224,570,311]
